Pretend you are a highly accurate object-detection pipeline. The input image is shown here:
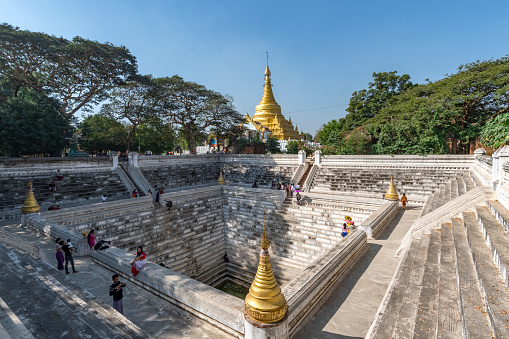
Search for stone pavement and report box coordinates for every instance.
[294,206,421,339]
[0,219,225,339]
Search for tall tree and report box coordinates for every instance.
[344,71,414,131]
[80,115,127,154]
[154,76,244,153]
[100,75,157,152]
[0,86,67,156]
[0,23,137,119]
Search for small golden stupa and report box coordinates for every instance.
[385,175,399,201]
[217,168,225,185]
[22,181,40,214]
[245,211,287,323]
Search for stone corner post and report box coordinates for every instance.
[314,150,322,165]
[110,151,119,170]
[492,145,509,191]
[298,150,306,165]
[128,152,139,167]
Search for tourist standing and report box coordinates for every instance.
[88,229,96,250]
[401,193,408,210]
[130,246,146,277]
[109,274,126,315]
[62,240,78,274]
[55,238,64,271]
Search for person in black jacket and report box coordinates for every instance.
[62,241,78,274]
[109,274,126,315]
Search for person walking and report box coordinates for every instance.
[109,274,126,315]
[87,229,96,250]
[401,193,408,210]
[62,240,78,274]
[55,238,64,271]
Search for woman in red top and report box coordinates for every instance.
[130,246,146,277]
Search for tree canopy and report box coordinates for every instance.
[0,23,138,119]
[154,75,244,153]
[319,57,509,154]
[0,86,67,156]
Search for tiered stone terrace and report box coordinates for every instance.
[308,154,475,202]
[368,164,509,338]
[0,157,129,219]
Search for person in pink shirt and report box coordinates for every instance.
[87,229,96,250]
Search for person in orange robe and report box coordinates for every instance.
[401,194,408,210]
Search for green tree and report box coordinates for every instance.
[370,57,509,153]
[0,87,67,156]
[154,76,244,153]
[265,136,281,154]
[344,71,414,131]
[286,140,299,154]
[0,23,137,119]
[80,115,127,154]
[135,118,176,154]
[100,75,157,152]
[480,112,509,148]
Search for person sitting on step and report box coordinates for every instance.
[130,246,146,277]
[48,181,56,193]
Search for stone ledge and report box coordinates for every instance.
[282,229,367,337]
[358,200,399,238]
[92,247,245,338]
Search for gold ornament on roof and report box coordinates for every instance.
[245,208,287,323]
[385,175,399,201]
[22,181,41,214]
[217,168,225,185]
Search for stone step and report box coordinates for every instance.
[0,248,126,338]
[474,205,509,288]
[391,233,431,338]
[450,218,493,338]
[487,200,509,236]
[18,252,148,338]
[436,223,462,338]
[462,212,509,338]
[372,234,429,338]
[413,229,441,336]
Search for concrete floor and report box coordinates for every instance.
[1,219,226,339]
[294,206,421,339]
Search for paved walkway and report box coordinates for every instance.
[294,206,421,339]
[1,219,225,339]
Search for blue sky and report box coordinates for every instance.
[2,0,509,135]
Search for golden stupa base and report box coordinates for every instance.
[385,193,400,201]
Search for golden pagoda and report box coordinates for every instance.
[22,181,40,214]
[245,211,287,323]
[217,168,225,185]
[385,175,399,201]
[246,54,302,141]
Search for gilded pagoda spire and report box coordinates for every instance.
[385,174,399,201]
[245,209,287,323]
[257,53,279,108]
[217,168,225,185]
[22,181,40,214]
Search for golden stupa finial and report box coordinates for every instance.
[245,208,287,323]
[217,168,225,185]
[385,174,399,201]
[265,51,270,76]
[22,180,41,214]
